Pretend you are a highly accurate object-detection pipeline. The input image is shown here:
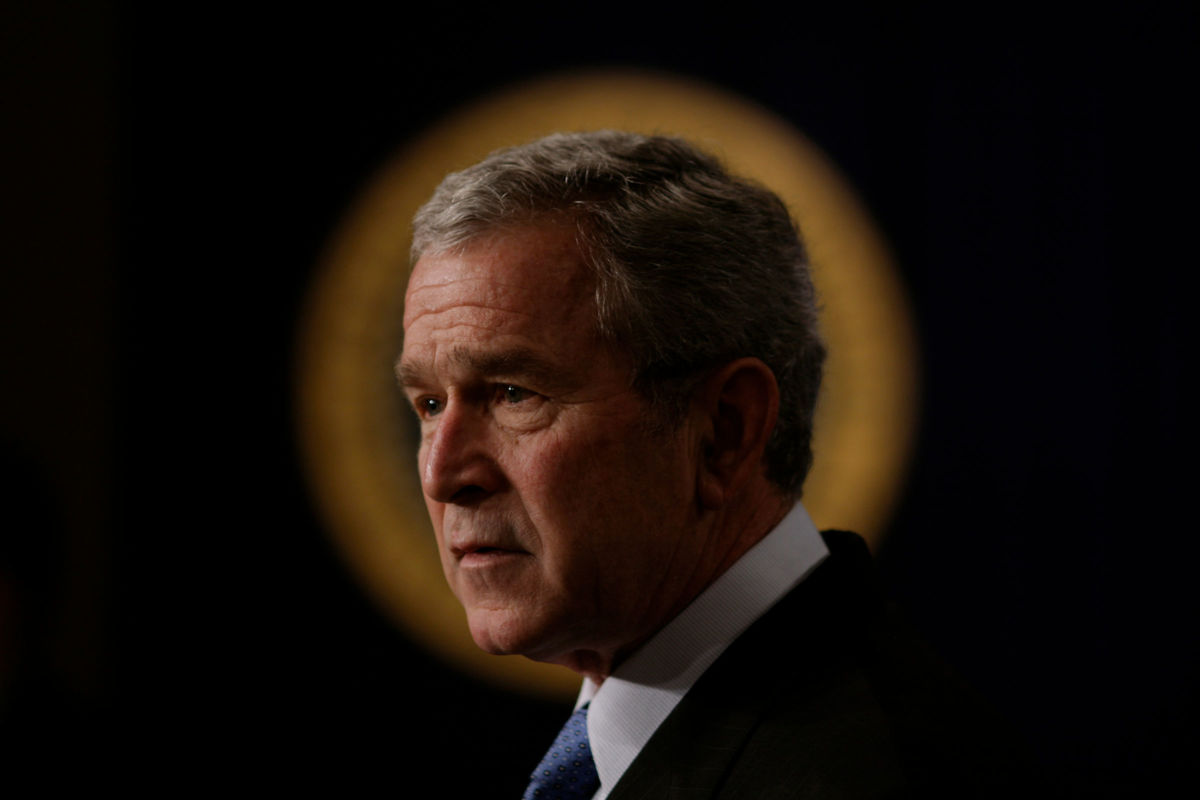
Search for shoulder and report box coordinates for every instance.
[611,531,1033,799]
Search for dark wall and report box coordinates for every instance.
[3,3,1193,794]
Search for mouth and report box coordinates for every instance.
[451,540,529,566]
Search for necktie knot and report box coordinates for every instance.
[522,704,599,800]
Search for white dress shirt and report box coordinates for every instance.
[575,502,829,799]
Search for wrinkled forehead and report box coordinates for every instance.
[403,223,597,334]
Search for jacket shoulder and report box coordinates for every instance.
[610,530,1031,799]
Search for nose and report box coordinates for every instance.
[420,400,504,505]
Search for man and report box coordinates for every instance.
[398,132,1020,798]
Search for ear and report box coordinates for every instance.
[694,358,780,510]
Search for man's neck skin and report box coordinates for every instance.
[552,479,793,685]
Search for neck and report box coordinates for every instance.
[553,481,793,685]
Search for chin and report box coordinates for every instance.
[465,606,573,662]
[466,608,540,656]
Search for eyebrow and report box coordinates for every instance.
[395,346,570,391]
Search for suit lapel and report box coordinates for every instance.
[605,531,882,800]
[605,659,771,799]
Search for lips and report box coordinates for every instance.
[455,546,529,571]
[454,542,520,556]
[448,531,530,560]
[444,517,531,566]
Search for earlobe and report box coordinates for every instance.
[695,358,779,510]
[697,454,726,509]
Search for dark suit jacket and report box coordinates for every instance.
[607,530,1029,799]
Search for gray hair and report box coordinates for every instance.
[411,131,825,497]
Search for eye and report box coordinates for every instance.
[415,396,444,418]
[489,383,549,429]
[500,384,534,405]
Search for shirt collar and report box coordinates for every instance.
[577,502,829,798]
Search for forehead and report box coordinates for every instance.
[402,224,598,357]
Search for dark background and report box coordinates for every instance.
[3,2,1193,794]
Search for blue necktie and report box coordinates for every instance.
[522,704,600,799]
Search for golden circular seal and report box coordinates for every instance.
[296,71,919,700]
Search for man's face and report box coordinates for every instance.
[398,224,709,671]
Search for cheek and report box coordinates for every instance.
[516,429,659,554]
[516,433,608,509]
